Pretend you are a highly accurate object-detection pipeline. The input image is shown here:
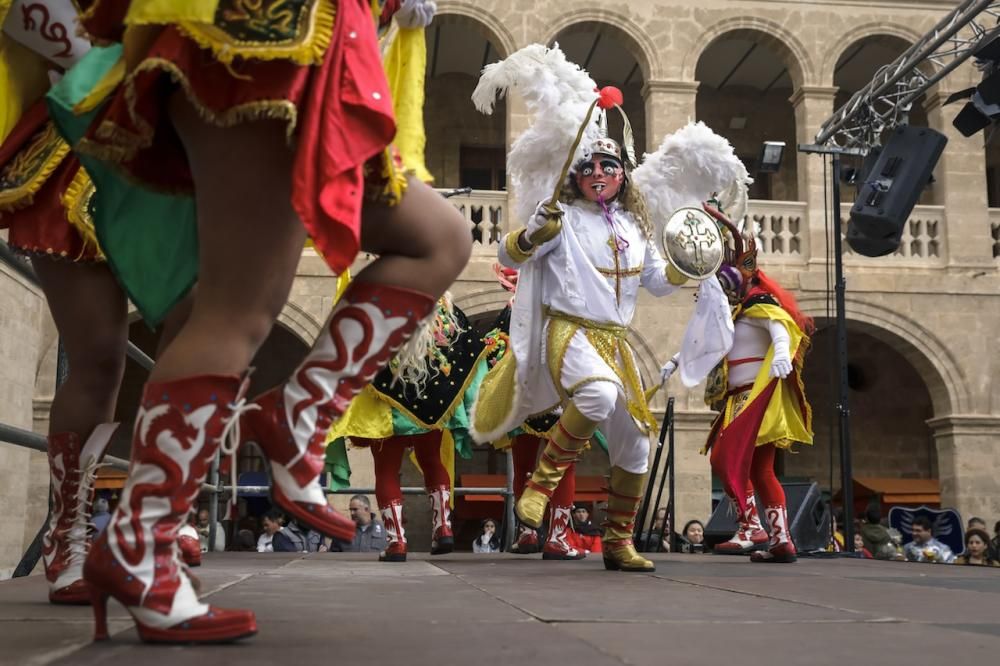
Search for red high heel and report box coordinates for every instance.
[83,375,257,643]
[43,424,117,605]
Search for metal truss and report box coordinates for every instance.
[815,0,1000,150]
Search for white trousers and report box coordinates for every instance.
[556,329,650,474]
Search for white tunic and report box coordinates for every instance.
[499,200,677,325]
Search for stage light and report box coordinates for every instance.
[757,141,785,173]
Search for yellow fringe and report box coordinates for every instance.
[0,128,70,213]
[176,0,336,67]
[60,167,105,260]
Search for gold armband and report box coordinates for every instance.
[666,263,689,286]
[504,230,536,264]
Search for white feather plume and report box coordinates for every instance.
[473,44,601,225]
[632,121,753,240]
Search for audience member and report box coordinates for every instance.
[196,508,226,553]
[853,533,873,558]
[91,497,111,536]
[257,509,283,553]
[967,517,987,531]
[235,529,256,552]
[638,507,672,552]
[903,516,955,563]
[991,521,1000,562]
[679,520,706,554]
[568,505,603,554]
[954,528,1000,566]
[273,518,321,553]
[860,506,895,559]
[329,495,386,553]
[473,519,501,553]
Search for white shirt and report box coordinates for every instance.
[257,533,274,553]
[500,200,677,327]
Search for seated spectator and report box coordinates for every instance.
[91,497,111,536]
[638,507,673,553]
[235,529,256,552]
[473,519,501,553]
[967,516,987,531]
[954,528,1000,566]
[679,520,706,554]
[903,516,955,564]
[853,533,873,558]
[991,521,1000,562]
[860,506,895,560]
[568,505,602,554]
[328,495,387,553]
[257,509,283,553]
[196,508,226,553]
[273,518,322,553]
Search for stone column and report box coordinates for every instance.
[642,80,699,151]
[791,86,838,265]
[929,415,1000,521]
[925,90,995,269]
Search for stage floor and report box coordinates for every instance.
[3,552,998,665]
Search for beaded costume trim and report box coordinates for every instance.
[0,124,70,212]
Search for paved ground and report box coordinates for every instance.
[2,552,999,665]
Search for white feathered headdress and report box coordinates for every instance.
[473,44,603,225]
[631,121,753,241]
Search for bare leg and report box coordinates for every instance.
[150,96,307,382]
[31,257,128,436]
[357,177,472,295]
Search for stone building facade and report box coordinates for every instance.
[3,0,1000,572]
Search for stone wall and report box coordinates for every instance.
[0,262,47,579]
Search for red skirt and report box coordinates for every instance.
[77,0,399,276]
[0,100,100,261]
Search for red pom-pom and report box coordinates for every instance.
[596,86,624,110]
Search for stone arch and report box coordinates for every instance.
[820,22,925,85]
[542,11,660,82]
[682,17,815,90]
[435,1,517,58]
[796,294,969,416]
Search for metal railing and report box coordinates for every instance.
[1,237,518,572]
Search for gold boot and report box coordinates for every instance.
[515,403,596,529]
[602,466,655,572]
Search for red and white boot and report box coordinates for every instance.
[428,486,454,555]
[245,282,435,541]
[750,505,797,563]
[177,524,202,567]
[379,501,407,562]
[42,424,117,605]
[83,375,257,643]
[714,492,769,554]
[543,506,585,560]
[510,525,540,554]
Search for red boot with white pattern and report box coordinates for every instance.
[542,505,585,560]
[245,282,435,542]
[379,500,407,562]
[750,505,798,563]
[714,489,769,554]
[428,485,454,555]
[43,424,117,605]
[83,375,257,643]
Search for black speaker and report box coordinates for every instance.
[704,482,831,552]
[847,125,947,257]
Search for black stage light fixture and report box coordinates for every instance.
[847,125,947,257]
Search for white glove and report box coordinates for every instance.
[660,354,679,384]
[767,320,793,378]
[526,201,561,246]
[396,0,437,28]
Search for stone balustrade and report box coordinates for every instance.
[440,191,954,265]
